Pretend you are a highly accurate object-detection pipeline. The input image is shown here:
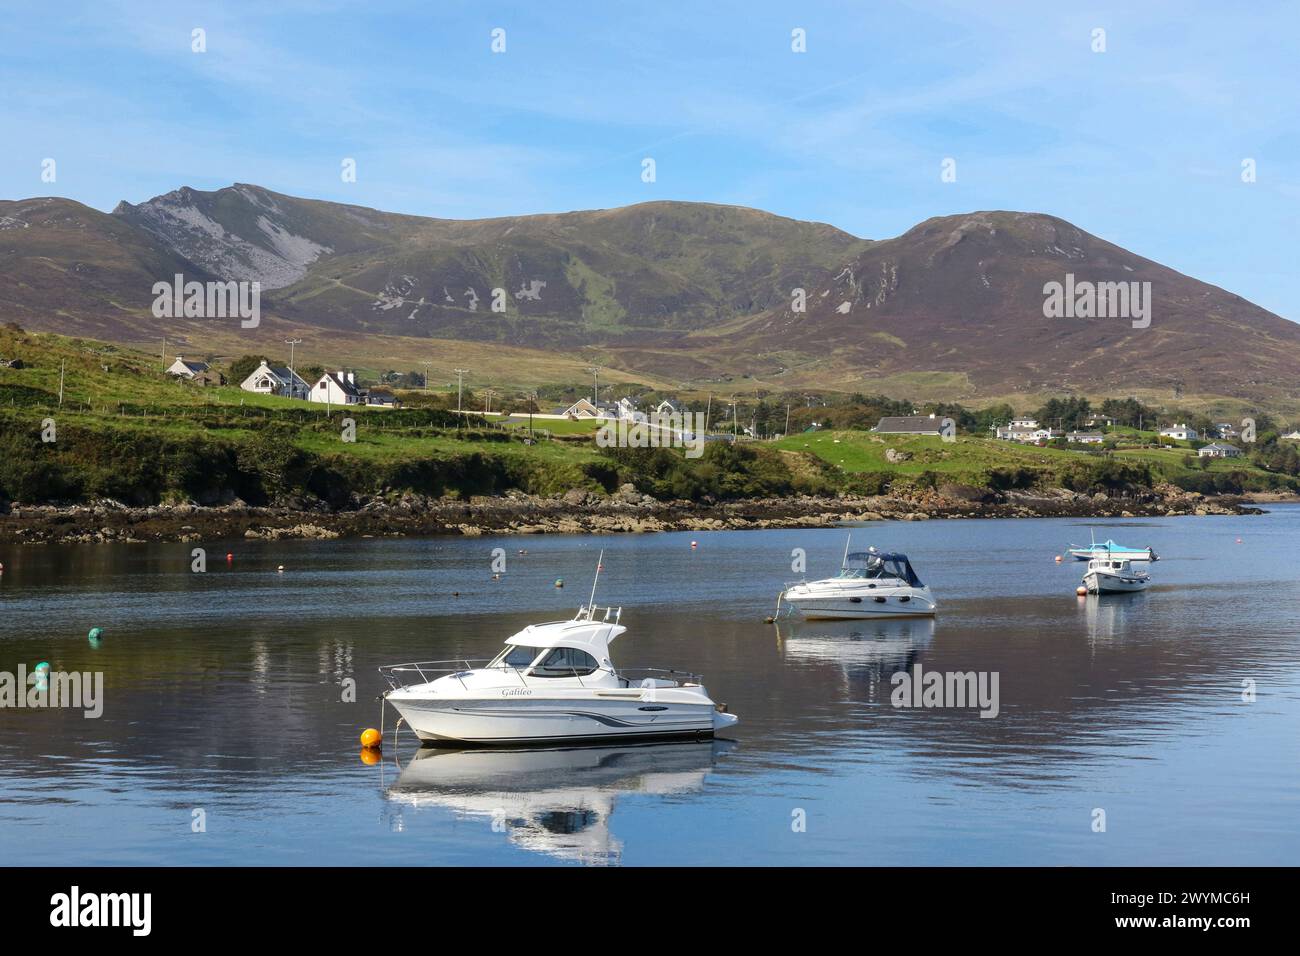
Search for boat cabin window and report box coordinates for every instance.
[495,645,545,668]
[530,647,599,677]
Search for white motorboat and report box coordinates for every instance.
[380,565,738,746]
[779,543,937,620]
[1082,556,1150,594]
[1067,531,1159,562]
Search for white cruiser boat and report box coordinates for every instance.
[1082,556,1150,594]
[380,589,738,746]
[779,545,937,620]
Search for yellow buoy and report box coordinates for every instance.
[360,728,382,749]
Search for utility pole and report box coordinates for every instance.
[705,393,713,432]
[784,403,791,438]
[421,361,432,390]
[484,388,495,415]
[454,368,469,413]
[284,338,302,399]
[161,338,166,372]
[529,390,537,440]
[59,360,65,406]
[586,366,602,407]
[730,397,737,440]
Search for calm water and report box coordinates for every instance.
[2,508,1298,866]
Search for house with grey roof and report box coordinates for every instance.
[240,359,310,399]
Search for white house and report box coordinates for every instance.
[1282,430,1300,441]
[166,356,210,379]
[310,370,363,405]
[1066,431,1105,444]
[240,360,310,399]
[1198,442,1242,459]
[1160,423,1198,441]
[616,396,647,422]
[1010,417,1040,428]
[655,398,685,418]
[1214,423,1239,440]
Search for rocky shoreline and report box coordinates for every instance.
[0,482,1262,545]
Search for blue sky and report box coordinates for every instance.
[3,0,1297,319]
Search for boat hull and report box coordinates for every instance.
[1083,570,1150,594]
[782,586,936,620]
[389,693,736,746]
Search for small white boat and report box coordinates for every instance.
[1082,556,1150,594]
[779,541,937,620]
[1067,532,1158,562]
[381,557,737,746]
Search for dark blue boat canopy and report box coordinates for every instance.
[845,551,924,586]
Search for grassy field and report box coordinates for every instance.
[773,429,1278,487]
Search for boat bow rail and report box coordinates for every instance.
[379,659,495,693]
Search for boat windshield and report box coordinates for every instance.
[491,645,544,668]
[839,552,923,586]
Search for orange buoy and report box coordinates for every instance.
[1076,586,1088,596]
[1055,555,1062,563]
[360,728,382,749]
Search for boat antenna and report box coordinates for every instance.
[841,532,852,570]
[587,548,605,612]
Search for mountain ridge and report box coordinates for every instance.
[2,185,1296,410]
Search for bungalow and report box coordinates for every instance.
[1159,423,1198,441]
[1198,442,1243,459]
[554,397,601,419]
[1065,431,1105,444]
[240,359,310,399]
[310,370,363,405]
[996,424,1036,441]
[1214,423,1239,440]
[365,388,400,408]
[166,356,210,379]
[873,415,944,435]
[1084,416,1115,428]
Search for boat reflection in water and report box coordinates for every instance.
[776,617,935,700]
[1079,588,1150,647]
[386,739,734,865]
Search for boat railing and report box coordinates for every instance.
[379,659,501,693]
[615,666,703,687]
[575,603,622,624]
